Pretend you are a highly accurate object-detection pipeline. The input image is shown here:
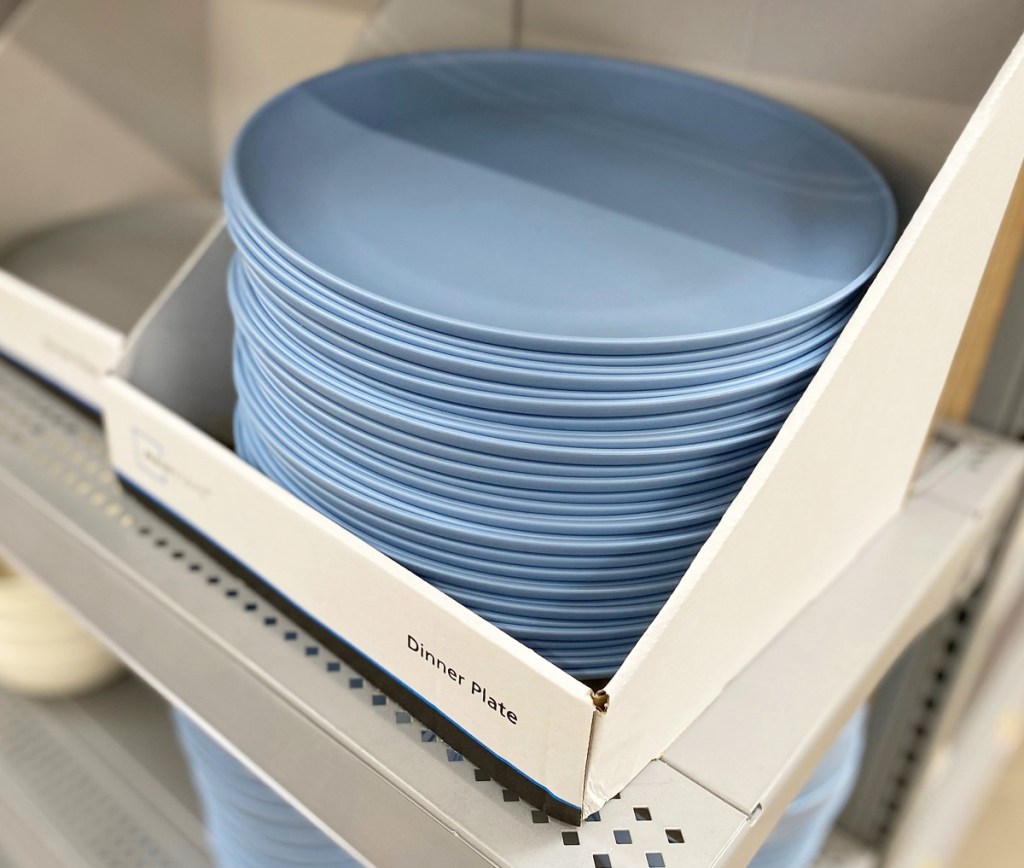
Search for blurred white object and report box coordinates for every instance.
[0,554,122,698]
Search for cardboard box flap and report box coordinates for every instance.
[581,34,1024,815]
[116,224,236,443]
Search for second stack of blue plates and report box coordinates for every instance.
[174,711,360,868]
[750,707,868,868]
[176,705,864,867]
[225,51,897,680]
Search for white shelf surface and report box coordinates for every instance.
[0,358,1021,867]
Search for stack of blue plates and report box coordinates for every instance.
[225,51,897,681]
[750,707,868,868]
[175,704,865,867]
[173,711,360,868]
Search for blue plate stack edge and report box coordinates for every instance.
[749,706,868,868]
[173,710,361,867]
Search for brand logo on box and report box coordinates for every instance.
[133,428,168,484]
[132,428,210,497]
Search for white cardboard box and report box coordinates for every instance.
[0,0,509,410]
[102,8,1024,822]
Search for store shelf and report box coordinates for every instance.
[0,356,1022,867]
[0,673,870,868]
[0,676,210,868]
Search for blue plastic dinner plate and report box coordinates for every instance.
[794,707,867,806]
[560,665,622,679]
[205,813,354,865]
[223,260,823,434]
[226,178,863,370]
[749,709,866,868]
[482,606,656,630]
[531,646,638,663]
[236,414,716,569]
[236,310,813,443]
[257,470,707,580]
[236,437,723,558]
[291,433,753,508]
[196,779,323,835]
[228,51,895,353]
[231,376,755,515]
[233,293,794,464]
[178,722,358,847]
[428,581,670,620]
[212,832,346,868]
[235,415,721,558]
[239,425,712,577]
[267,424,735,536]
[523,648,642,667]
[196,773,307,819]
[241,374,741,536]
[202,805,346,857]
[278,440,734,537]
[317,446,750,517]
[243,473,698,593]
[484,614,651,642]
[181,752,276,798]
[176,716,358,866]
[232,266,832,420]
[243,401,755,508]
[306,498,700,591]
[235,334,783,477]
[235,340,775,485]
[229,229,858,390]
[235,391,768,497]
[365,546,688,598]
[527,634,643,651]
[222,49,897,683]
[191,770,320,826]
[235,252,841,431]
[197,779,301,821]
[233,258,836,426]
[486,619,652,645]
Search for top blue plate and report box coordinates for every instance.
[229,50,896,354]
